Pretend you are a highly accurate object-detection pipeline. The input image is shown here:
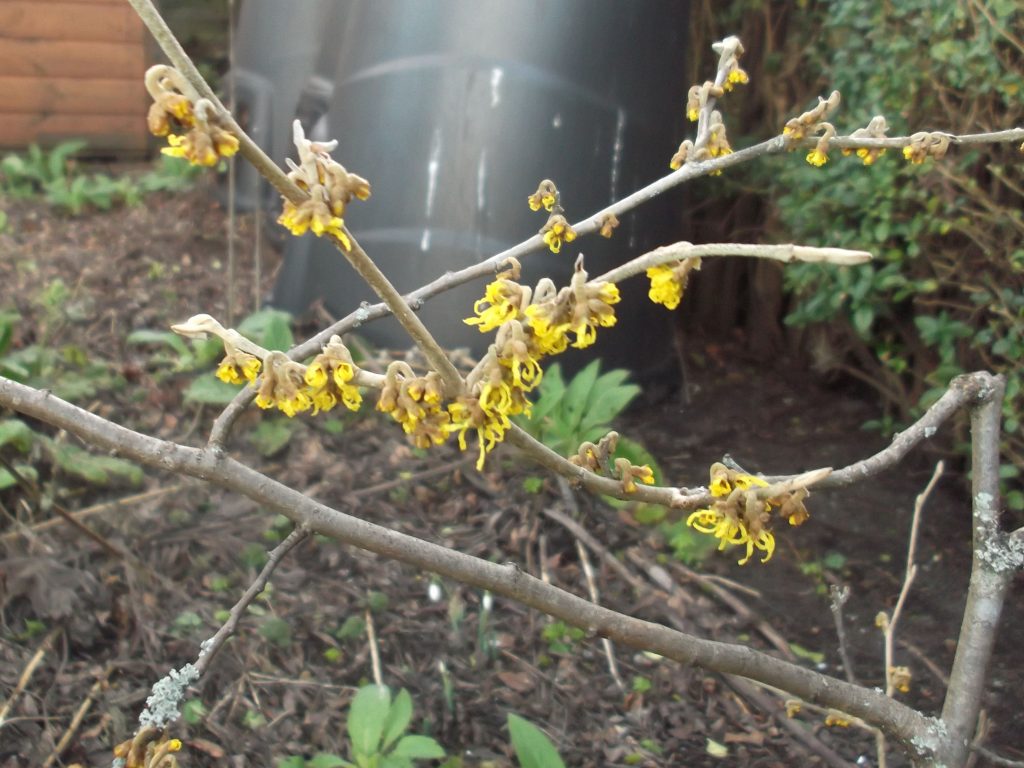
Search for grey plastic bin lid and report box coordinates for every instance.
[234,0,691,373]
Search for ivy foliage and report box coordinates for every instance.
[770,0,1023,508]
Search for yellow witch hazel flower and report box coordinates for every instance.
[540,214,577,254]
[144,65,239,167]
[377,363,450,449]
[527,179,558,212]
[464,278,529,333]
[277,120,371,250]
[255,351,313,417]
[686,463,783,565]
[304,335,362,414]
[216,347,262,385]
[647,257,701,311]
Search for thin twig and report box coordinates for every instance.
[970,743,1024,768]
[828,584,858,685]
[556,478,625,690]
[0,627,61,727]
[40,668,110,768]
[127,0,463,398]
[195,526,310,677]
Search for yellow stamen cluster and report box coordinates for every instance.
[842,115,889,166]
[216,349,262,385]
[540,214,577,254]
[646,257,702,310]
[713,36,748,93]
[525,260,620,352]
[464,278,530,333]
[277,120,371,249]
[304,335,363,414]
[686,463,811,565]
[144,65,239,167]
[782,91,841,142]
[254,352,314,417]
[376,363,449,449]
[902,131,950,164]
[806,147,829,167]
[527,179,558,212]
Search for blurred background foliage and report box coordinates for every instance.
[688,0,1023,510]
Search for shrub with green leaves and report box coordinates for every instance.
[769,0,1023,509]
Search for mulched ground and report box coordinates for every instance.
[0,180,1020,767]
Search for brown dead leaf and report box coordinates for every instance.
[496,670,535,693]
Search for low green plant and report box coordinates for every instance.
[507,713,566,768]
[541,620,585,654]
[281,686,444,768]
[0,142,200,215]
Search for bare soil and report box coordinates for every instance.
[0,182,1020,767]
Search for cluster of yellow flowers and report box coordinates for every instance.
[686,463,810,565]
[245,337,362,418]
[375,363,449,449]
[277,121,371,249]
[646,256,702,311]
[144,65,239,167]
[452,258,621,468]
[570,432,656,493]
[783,90,841,168]
[527,180,578,253]
[675,39,745,170]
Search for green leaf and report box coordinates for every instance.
[308,753,350,768]
[238,309,294,351]
[276,757,307,768]
[578,382,640,434]
[507,713,565,768]
[44,440,142,486]
[259,617,293,647]
[380,689,413,752]
[0,419,34,452]
[348,685,391,757]
[788,643,825,664]
[560,360,601,433]
[389,735,445,760]
[249,419,298,457]
[126,329,190,357]
[184,374,244,404]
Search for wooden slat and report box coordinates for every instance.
[0,76,146,115]
[0,2,143,43]
[0,113,148,152]
[0,39,145,78]
[23,0,125,5]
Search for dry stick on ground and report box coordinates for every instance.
[41,667,111,768]
[555,477,626,691]
[876,461,944,768]
[0,626,61,728]
[1,375,1007,763]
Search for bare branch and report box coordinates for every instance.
[0,375,934,749]
[194,526,310,678]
